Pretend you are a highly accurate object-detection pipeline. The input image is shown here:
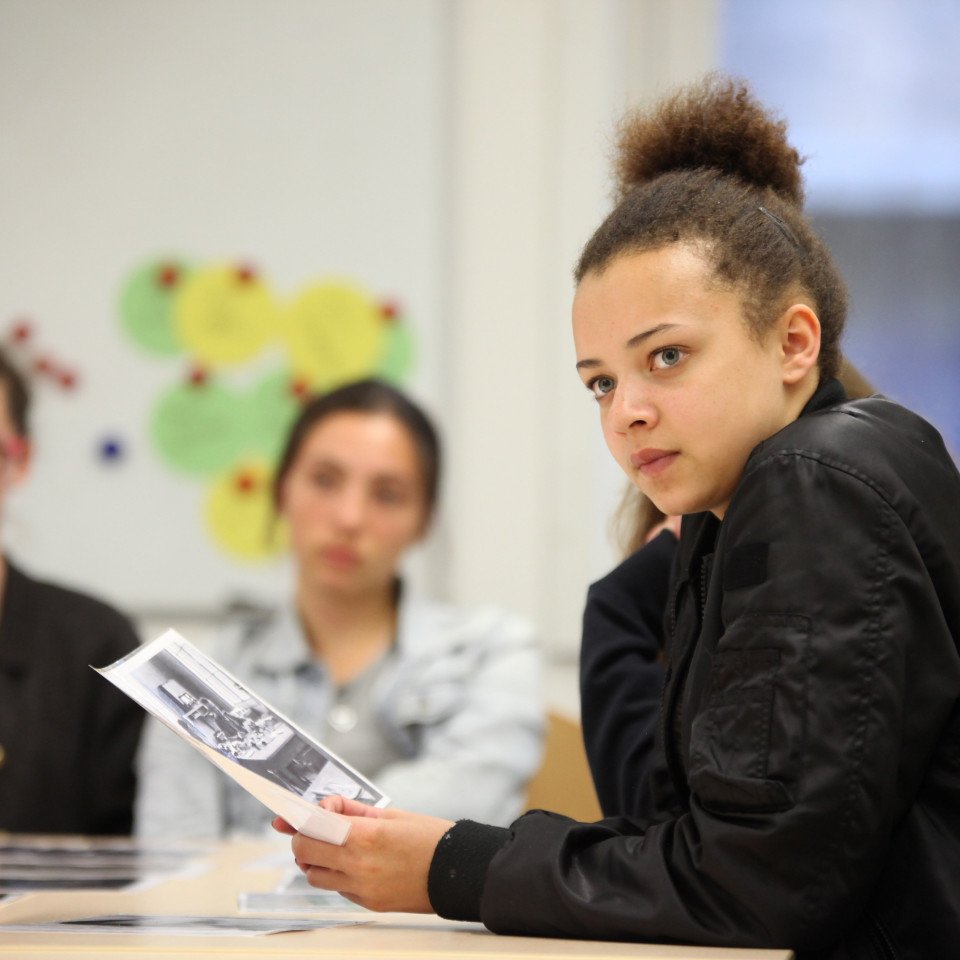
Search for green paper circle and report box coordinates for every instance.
[151,380,247,475]
[244,369,301,463]
[119,259,193,355]
[378,322,415,385]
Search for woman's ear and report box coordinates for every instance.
[779,303,821,386]
[414,503,434,542]
[7,436,31,488]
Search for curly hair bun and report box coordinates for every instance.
[615,73,805,206]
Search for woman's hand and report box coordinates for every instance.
[272,797,454,913]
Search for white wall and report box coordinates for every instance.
[0,0,717,666]
[0,0,449,614]
[442,0,717,659]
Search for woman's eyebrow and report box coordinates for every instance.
[575,323,681,370]
[372,472,412,486]
[305,456,344,472]
[625,322,680,349]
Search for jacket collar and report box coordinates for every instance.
[676,378,847,568]
[800,376,847,417]
[247,579,408,676]
[243,603,314,676]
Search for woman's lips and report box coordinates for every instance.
[630,448,678,478]
[320,546,361,568]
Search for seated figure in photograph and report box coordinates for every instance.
[0,347,143,835]
[136,379,544,838]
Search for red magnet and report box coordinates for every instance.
[235,471,256,494]
[9,319,32,343]
[187,365,208,387]
[380,299,400,322]
[156,264,180,288]
[290,378,310,401]
[235,264,257,284]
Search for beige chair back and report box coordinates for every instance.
[523,710,602,822]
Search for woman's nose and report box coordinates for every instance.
[333,487,367,528]
[610,381,656,433]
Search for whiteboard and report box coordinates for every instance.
[0,0,448,615]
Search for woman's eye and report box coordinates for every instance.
[310,472,338,489]
[374,487,405,506]
[652,347,684,370]
[588,376,615,399]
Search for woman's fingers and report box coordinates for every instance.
[273,798,385,837]
[287,809,454,913]
[302,863,352,893]
[319,795,386,818]
[291,831,348,871]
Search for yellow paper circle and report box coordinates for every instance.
[284,281,385,390]
[203,461,288,561]
[175,265,278,366]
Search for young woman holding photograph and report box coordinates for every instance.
[275,76,960,958]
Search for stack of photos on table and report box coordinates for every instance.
[0,836,207,895]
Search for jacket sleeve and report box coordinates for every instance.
[579,530,675,820]
[374,609,544,827]
[466,453,949,952]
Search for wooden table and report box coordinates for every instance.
[0,840,793,959]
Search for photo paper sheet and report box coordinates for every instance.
[98,629,388,844]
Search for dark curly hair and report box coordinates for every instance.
[576,74,848,380]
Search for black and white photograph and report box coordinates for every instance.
[101,631,384,810]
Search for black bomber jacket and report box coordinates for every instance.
[428,380,960,960]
